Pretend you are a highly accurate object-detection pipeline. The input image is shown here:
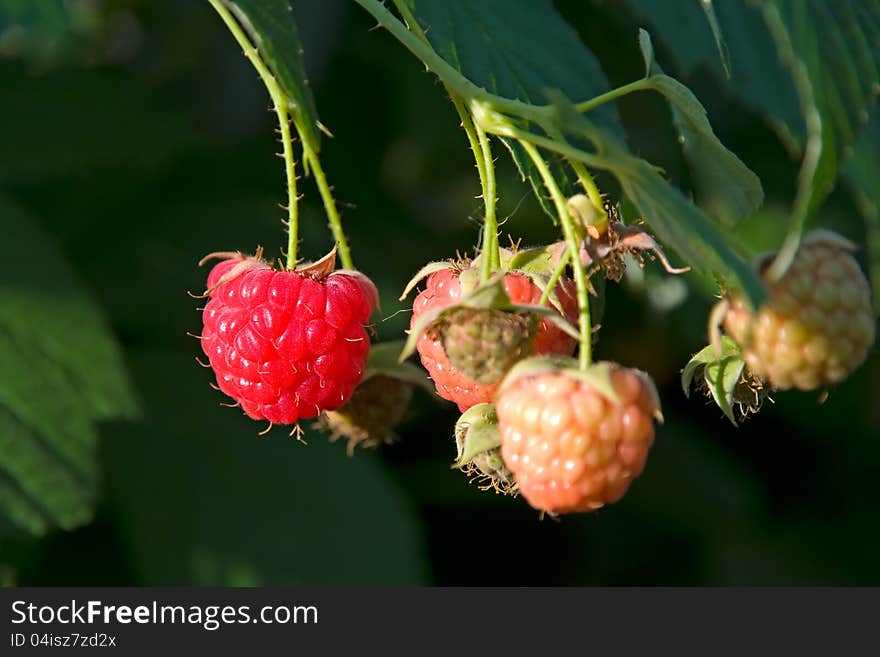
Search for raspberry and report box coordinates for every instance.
[496,359,661,514]
[723,232,875,390]
[318,374,414,452]
[199,253,375,426]
[411,267,578,411]
[438,308,537,384]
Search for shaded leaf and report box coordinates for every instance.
[0,199,138,535]
[230,0,322,151]
[699,0,732,77]
[0,64,192,181]
[845,106,880,313]
[104,350,428,585]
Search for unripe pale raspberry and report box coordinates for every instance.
[497,360,660,514]
[439,308,537,384]
[200,255,374,425]
[411,267,578,411]
[724,233,875,390]
[318,374,414,452]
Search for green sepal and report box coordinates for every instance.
[682,336,746,425]
[498,356,663,422]
[399,260,454,301]
[398,276,578,362]
[453,403,501,467]
[362,341,435,395]
[508,243,562,277]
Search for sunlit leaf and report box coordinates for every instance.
[403,0,623,220]
[639,29,764,226]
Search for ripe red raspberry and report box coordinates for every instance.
[496,359,661,514]
[411,266,578,411]
[199,252,376,426]
[723,232,875,390]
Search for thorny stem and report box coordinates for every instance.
[475,123,500,280]
[209,0,300,268]
[573,79,653,113]
[277,106,300,269]
[307,144,354,270]
[474,116,609,170]
[392,0,500,281]
[539,248,571,306]
[541,123,608,234]
[451,96,494,279]
[519,140,592,369]
[359,0,652,137]
[356,0,548,123]
[211,0,355,271]
[762,1,823,284]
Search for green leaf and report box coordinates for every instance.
[630,0,880,220]
[628,0,805,149]
[552,105,766,307]
[499,137,577,223]
[229,0,322,152]
[403,0,623,220]
[845,106,880,313]
[619,160,764,306]
[699,0,732,77]
[0,199,138,535]
[639,30,764,226]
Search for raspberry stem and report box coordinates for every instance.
[307,149,354,270]
[392,0,500,280]
[208,0,301,268]
[541,123,608,233]
[209,0,354,271]
[357,0,653,130]
[474,123,501,280]
[519,139,593,369]
[539,248,570,307]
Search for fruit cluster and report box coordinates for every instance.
[196,218,876,519]
[201,4,876,520]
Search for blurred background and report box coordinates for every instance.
[1,0,878,585]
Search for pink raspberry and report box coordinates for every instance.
[199,254,375,425]
[496,360,661,514]
[411,266,578,411]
